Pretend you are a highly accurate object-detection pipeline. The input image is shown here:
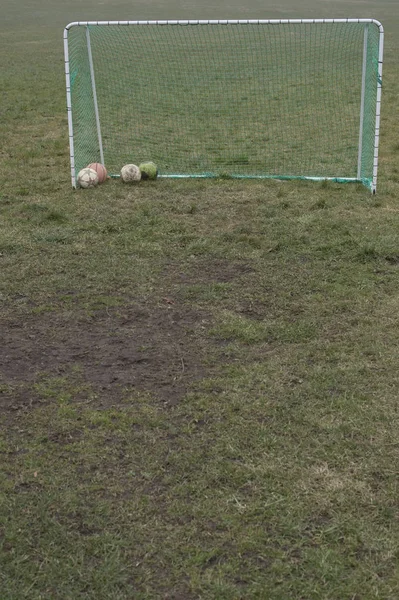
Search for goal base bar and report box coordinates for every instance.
[109,174,374,192]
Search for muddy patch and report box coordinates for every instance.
[0,302,212,411]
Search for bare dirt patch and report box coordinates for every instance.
[172,258,255,285]
[0,301,212,412]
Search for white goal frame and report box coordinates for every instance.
[64,18,384,192]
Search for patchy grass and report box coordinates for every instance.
[1,1,399,598]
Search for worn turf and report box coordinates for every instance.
[1,1,399,598]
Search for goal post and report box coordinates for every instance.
[64,19,384,192]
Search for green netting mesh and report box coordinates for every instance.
[66,21,381,188]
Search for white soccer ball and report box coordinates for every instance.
[121,164,141,183]
[77,167,99,189]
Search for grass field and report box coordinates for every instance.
[1,1,399,598]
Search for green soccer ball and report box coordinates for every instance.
[139,161,158,180]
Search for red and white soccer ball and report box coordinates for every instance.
[77,167,99,189]
[87,162,108,183]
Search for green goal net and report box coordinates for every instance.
[64,19,384,192]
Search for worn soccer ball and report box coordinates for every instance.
[120,164,141,183]
[77,167,99,189]
[139,161,158,180]
[87,162,108,183]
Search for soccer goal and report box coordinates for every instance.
[64,19,384,192]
